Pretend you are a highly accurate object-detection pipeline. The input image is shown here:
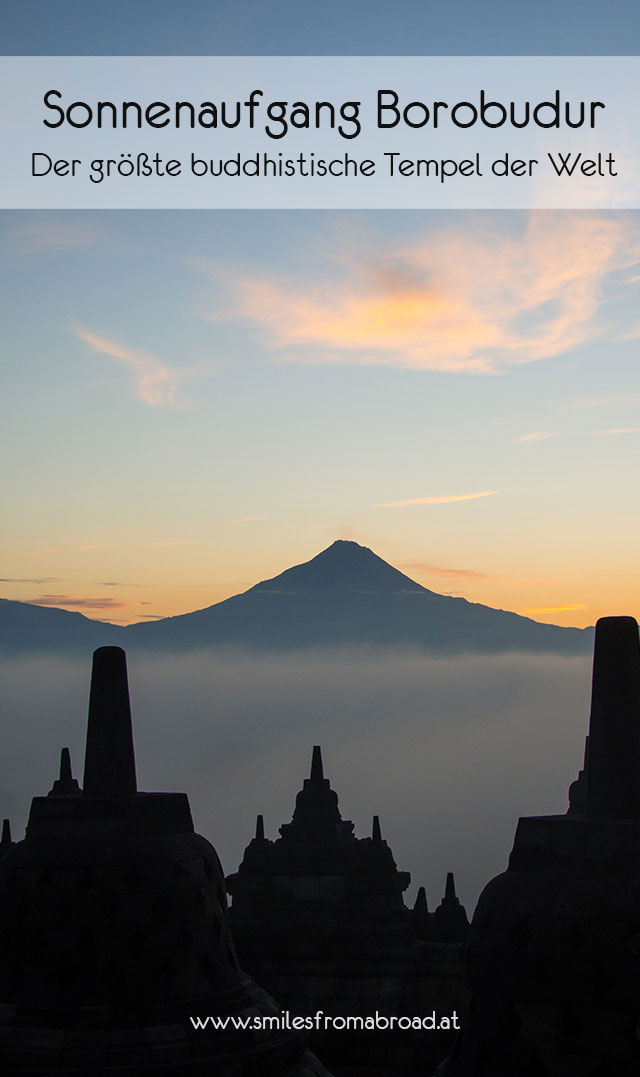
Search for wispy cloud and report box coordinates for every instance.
[146,541,178,548]
[401,563,491,580]
[74,325,180,407]
[374,491,498,508]
[200,213,640,374]
[589,427,640,436]
[619,323,640,341]
[23,546,102,557]
[12,219,102,253]
[232,515,267,524]
[567,392,640,410]
[517,427,639,443]
[0,577,63,584]
[25,595,125,610]
[24,548,65,556]
[520,604,587,615]
[516,431,558,443]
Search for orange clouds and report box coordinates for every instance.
[401,563,491,580]
[201,213,640,373]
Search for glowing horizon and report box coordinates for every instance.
[4,533,628,631]
[2,208,639,633]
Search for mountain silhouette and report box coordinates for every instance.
[0,541,592,655]
[123,540,592,654]
[251,539,429,594]
[0,597,122,653]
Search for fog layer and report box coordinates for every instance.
[0,647,591,912]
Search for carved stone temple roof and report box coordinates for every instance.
[227,747,468,1077]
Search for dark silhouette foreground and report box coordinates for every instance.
[0,646,329,1076]
[440,616,640,1077]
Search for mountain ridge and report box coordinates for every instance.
[0,540,592,656]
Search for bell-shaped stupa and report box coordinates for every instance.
[0,646,329,1076]
[440,616,640,1076]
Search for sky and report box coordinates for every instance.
[2,208,639,628]
[2,1,640,630]
[3,0,639,56]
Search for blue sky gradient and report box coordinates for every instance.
[2,3,639,628]
[2,207,639,625]
[4,0,639,56]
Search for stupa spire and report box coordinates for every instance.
[433,872,469,942]
[586,616,640,820]
[48,747,81,797]
[372,815,382,841]
[0,818,13,863]
[413,885,428,917]
[410,884,430,939]
[0,646,327,1075]
[82,646,137,798]
[255,814,265,840]
[279,746,354,843]
[310,745,324,782]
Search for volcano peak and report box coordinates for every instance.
[251,539,428,595]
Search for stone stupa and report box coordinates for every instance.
[440,616,640,1077]
[0,646,330,1076]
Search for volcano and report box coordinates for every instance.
[0,541,592,655]
[120,540,591,655]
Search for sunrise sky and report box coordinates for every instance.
[3,0,640,630]
[1,207,639,628]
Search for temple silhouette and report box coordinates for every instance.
[0,615,639,1075]
[0,647,329,1075]
[226,746,467,1075]
[440,615,640,1076]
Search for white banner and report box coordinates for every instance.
[0,56,637,208]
